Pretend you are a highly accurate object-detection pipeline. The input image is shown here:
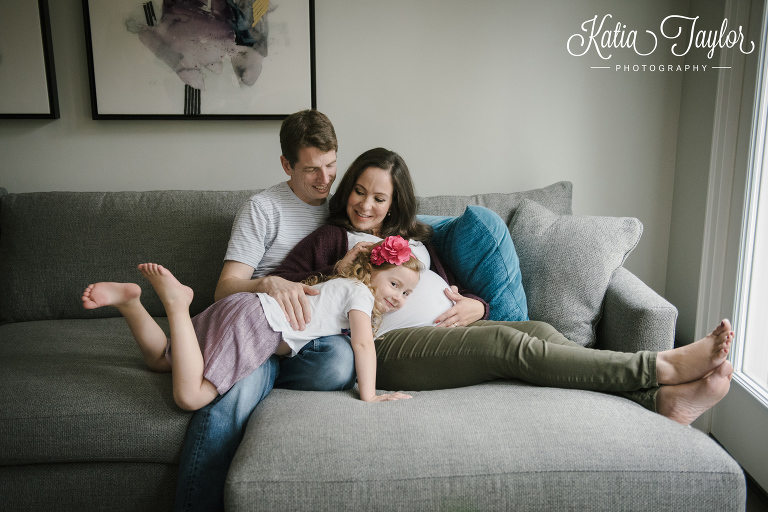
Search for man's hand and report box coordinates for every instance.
[216,261,318,330]
[433,286,485,327]
[260,275,319,331]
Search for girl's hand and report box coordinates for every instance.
[434,286,485,327]
[364,392,413,402]
[335,242,375,273]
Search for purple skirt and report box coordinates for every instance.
[165,292,282,395]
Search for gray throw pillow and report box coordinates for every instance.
[508,199,642,347]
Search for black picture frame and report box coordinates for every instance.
[0,0,60,119]
[82,0,316,120]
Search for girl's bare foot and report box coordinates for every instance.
[138,263,194,309]
[81,282,141,310]
[656,319,733,385]
[657,361,733,426]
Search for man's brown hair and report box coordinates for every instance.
[279,110,338,168]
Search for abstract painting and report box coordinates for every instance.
[83,0,315,119]
[0,0,59,119]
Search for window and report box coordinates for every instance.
[709,1,768,490]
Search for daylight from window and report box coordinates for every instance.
[740,156,768,391]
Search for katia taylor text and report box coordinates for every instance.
[567,15,755,59]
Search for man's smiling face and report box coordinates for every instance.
[283,147,337,206]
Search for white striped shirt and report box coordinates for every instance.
[224,181,329,278]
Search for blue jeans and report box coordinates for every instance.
[173,334,355,512]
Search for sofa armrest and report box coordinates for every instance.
[595,267,677,353]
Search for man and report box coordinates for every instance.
[174,110,355,512]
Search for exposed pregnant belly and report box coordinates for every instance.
[376,270,454,337]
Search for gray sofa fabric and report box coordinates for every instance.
[0,318,187,466]
[509,198,643,347]
[416,180,573,220]
[597,266,679,353]
[0,183,744,511]
[1,462,177,511]
[0,189,256,323]
[227,383,745,512]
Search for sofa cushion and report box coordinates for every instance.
[508,199,642,347]
[416,180,572,221]
[422,205,527,321]
[0,319,190,465]
[225,383,745,512]
[0,190,258,322]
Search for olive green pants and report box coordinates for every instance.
[375,320,660,412]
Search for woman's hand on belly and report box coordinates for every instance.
[433,286,485,327]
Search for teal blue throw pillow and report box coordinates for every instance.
[418,206,528,322]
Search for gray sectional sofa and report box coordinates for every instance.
[0,182,746,511]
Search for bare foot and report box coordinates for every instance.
[81,282,141,310]
[138,263,194,309]
[657,361,733,426]
[656,319,733,385]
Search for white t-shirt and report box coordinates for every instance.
[225,181,329,278]
[258,278,375,356]
[347,232,454,337]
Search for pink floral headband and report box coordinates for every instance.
[370,236,412,266]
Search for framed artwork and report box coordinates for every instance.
[82,0,316,119]
[0,0,59,119]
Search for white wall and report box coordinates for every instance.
[0,0,694,294]
[665,0,725,345]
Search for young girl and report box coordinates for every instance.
[81,236,422,410]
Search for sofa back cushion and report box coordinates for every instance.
[0,190,258,322]
[0,182,572,323]
[417,181,572,222]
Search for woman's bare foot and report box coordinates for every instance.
[81,282,141,311]
[657,361,733,426]
[656,319,733,385]
[138,263,193,310]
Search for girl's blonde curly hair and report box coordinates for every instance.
[303,241,423,333]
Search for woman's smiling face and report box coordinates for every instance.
[346,167,393,236]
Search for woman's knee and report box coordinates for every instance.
[522,320,558,337]
[486,320,562,342]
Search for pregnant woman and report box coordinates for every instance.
[271,147,734,427]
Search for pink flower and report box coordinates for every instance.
[370,236,412,266]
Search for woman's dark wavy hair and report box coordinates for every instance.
[328,148,432,242]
